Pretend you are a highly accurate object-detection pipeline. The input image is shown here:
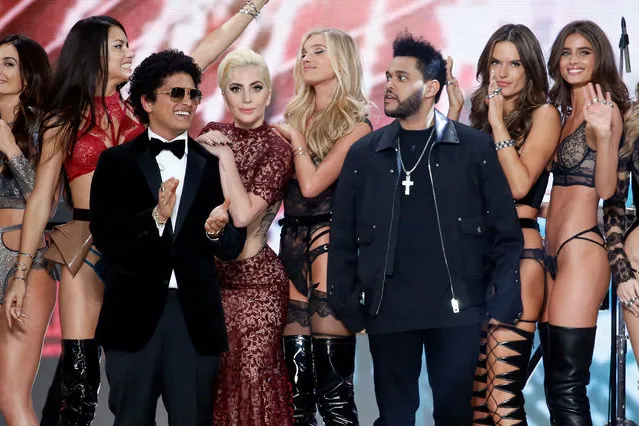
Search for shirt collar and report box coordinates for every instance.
[147,129,189,155]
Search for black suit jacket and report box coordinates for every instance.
[89,132,246,355]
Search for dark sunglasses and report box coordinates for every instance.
[155,87,203,103]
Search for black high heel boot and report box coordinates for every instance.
[538,322,555,424]
[58,339,101,426]
[485,324,534,425]
[283,335,318,426]
[547,325,596,426]
[313,336,359,425]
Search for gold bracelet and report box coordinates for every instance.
[152,206,167,227]
[206,228,223,241]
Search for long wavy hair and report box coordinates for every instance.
[0,35,51,173]
[469,24,548,147]
[623,83,639,158]
[548,20,630,118]
[285,28,368,160]
[41,15,127,159]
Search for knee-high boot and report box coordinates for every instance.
[538,322,555,424]
[485,324,534,425]
[283,335,318,426]
[58,339,101,426]
[546,325,596,426]
[313,336,358,425]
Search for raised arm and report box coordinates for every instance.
[272,121,371,198]
[584,84,623,200]
[197,128,291,227]
[603,155,639,316]
[491,104,561,199]
[190,0,269,72]
[445,56,464,121]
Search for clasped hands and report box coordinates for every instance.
[156,177,231,240]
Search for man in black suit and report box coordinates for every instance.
[89,49,246,426]
[327,33,524,425]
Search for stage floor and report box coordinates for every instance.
[1,310,637,425]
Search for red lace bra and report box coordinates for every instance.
[64,92,145,181]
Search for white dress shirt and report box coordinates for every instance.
[150,128,188,289]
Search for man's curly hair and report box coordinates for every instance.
[129,49,202,124]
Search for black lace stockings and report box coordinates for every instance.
[283,290,351,338]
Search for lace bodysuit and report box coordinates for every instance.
[551,121,595,188]
[64,92,144,181]
[279,178,336,296]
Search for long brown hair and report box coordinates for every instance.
[469,24,548,147]
[548,20,630,118]
[0,35,51,173]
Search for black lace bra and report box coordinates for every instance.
[551,121,595,188]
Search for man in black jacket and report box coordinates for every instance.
[89,50,245,425]
[327,32,524,425]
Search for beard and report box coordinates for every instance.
[384,87,423,118]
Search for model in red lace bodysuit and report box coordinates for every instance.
[199,121,293,426]
[65,91,145,181]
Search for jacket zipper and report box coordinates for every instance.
[427,142,459,313]
[375,146,401,316]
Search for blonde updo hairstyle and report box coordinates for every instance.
[217,48,272,92]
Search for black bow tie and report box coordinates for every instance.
[149,137,185,159]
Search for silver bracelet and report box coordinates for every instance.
[495,139,515,152]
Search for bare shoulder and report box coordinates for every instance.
[531,103,561,123]
[335,121,373,148]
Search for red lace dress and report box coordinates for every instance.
[199,122,294,426]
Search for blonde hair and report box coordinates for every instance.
[285,28,369,160]
[623,83,639,158]
[217,48,271,91]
